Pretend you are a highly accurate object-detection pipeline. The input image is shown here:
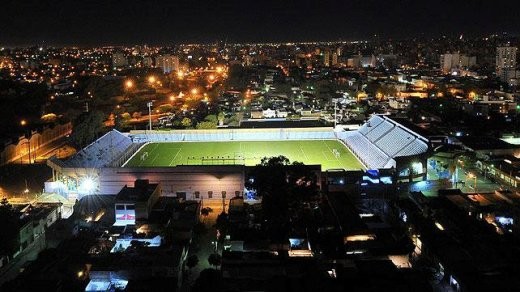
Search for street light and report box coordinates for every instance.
[125,80,134,90]
[20,120,32,164]
[454,159,463,187]
[467,173,477,192]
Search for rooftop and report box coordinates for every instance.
[115,179,159,202]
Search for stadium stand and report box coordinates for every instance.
[394,140,429,157]
[337,115,429,169]
[375,126,415,156]
[62,130,133,168]
[340,131,391,169]
[358,115,385,135]
[365,120,394,142]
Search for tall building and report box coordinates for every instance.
[496,46,518,82]
[440,52,476,74]
[112,53,128,68]
[440,53,460,74]
[323,51,330,67]
[496,46,517,73]
[460,55,477,68]
[155,55,179,74]
[331,52,338,67]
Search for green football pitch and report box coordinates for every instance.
[124,140,364,171]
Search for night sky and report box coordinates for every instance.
[2,0,520,46]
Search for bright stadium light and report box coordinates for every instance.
[79,177,97,194]
[412,162,423,174]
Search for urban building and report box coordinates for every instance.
[155,54,179,74]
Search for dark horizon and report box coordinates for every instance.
[2,0,520,47]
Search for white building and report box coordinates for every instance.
[156,55,179,74]
[262,108,276,118]
[440,53,460,74]
[496,46,517,81]
[440,52,476,74]
[276,109,288,118]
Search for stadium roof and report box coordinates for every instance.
[61,130,132,168]
[116,179,159,202]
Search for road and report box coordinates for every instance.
[180,201,224,291]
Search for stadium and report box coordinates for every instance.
[45,115,430,200]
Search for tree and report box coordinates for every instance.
[228,113,242,127]
[186,254,199,272]
[132,111,142,119]
[204,114,218,123]
[200,207,213,223]
[217,112,225,126]
[120,112,131,120]
[208,253,222,269]
[249,156,292,240]
[214,212,229,240]
[70,110,105,148]
[181,117,192,128]
[196,121,217,129]
[158,104,173,113]
[248,156,318,241]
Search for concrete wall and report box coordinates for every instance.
[0,122,72,165]
[96,165,245,200]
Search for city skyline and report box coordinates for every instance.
[2,0,520,46]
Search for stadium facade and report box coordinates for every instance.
[45,115,430,200]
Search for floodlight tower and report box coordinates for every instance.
[147,101,153,131]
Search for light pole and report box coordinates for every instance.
[25,141,31,164]
[20,120,31,164]
[455,159,463,187]
[467,173,477,192]
[147,101,153,131]
[333,98,338,128]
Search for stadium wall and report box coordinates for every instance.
[128,127,336,142]
[98,165,245,198]
[47,165,245,200]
